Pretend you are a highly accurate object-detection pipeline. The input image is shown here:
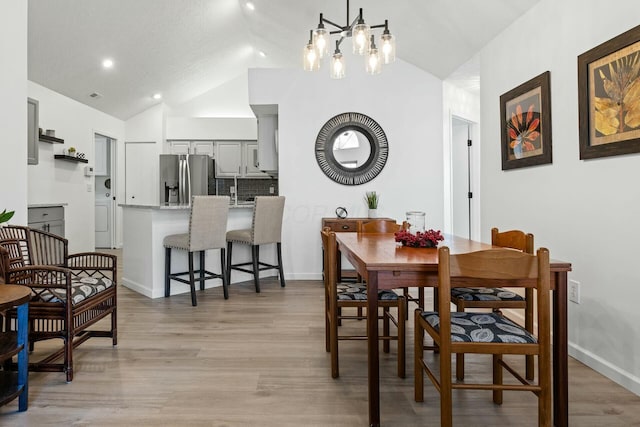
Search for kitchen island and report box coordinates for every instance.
[121,203,275,299]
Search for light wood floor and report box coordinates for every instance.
[1,261,640,425]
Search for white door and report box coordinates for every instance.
[95,200,111,248]
[125,142,158,205]
[216,142,242,177]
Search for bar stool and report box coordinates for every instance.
[226,196,285,293]
[164,196,230,306]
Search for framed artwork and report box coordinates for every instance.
[578,24,640,159]
[500,71,552,170]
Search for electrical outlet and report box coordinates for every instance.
[86,183,93,192]
[569,280,580,304]
[230,186,236,194]
[269,186,275,194]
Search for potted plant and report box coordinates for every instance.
[67,146,77,157]
[364,191,379,218]
[0,209,15,225]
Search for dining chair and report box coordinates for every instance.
[415,246,551,427]
[226,196,285,293]
[164,195,230,306]
[358,219,423,317]
[321,228,406,378]
[451,227,534,380]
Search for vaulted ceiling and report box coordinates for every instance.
[28,0,538,120]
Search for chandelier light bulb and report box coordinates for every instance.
[314,15,329,59]
[331,50,345,79]
[381,22,396,64]
[303,30,320,71]
[352,24,370,55]
[366,36,382,75]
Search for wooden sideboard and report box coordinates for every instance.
[321,217,394,281]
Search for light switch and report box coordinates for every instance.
[86,183,93,192]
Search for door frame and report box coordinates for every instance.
[94,131,118,249]
[444,112,481,241]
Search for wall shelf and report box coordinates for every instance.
[39,134,64,144]
[54,155,88,164]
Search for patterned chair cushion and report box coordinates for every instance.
[420,311,537,343]
[451,287,525,302]
[36,277,114,305]
[336,283,399,301]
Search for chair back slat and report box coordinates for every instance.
[491,227,534,253]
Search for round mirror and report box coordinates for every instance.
[315,112,388,185]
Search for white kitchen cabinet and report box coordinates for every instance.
[215,142,243,177]
[168,140,214,157]
[257,115,278,172]
[125,142,158,205]
[215,141,267,178]
[245,143,269,177]
[28,206,65,237]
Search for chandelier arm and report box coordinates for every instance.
[321,17,346,31]
[369,24,387,29]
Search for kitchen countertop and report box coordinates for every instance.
[120,203,253,210]
[28,203,68,208]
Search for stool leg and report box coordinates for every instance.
[165,247,171,297]
[221,248,229,300]
[252,245,260,293]
[199,250,205,291]
[226,241,233,288]
[277,242,285,287]
[189,251,197,306]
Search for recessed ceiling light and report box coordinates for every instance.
[102,58,114,69]
[258,50,266,58]
[245,2,255,11]
[152,93,162,100]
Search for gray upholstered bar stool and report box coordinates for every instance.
[164,195,230,306]
[226,196,285,293]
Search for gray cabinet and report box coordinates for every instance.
[28,206,65,237]
[27,98,39,165]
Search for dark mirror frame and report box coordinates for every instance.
[315,112,389,185]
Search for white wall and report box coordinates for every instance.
[250,55,444,279]
[480,0,640,394]
[0,1,27,224]
[27,82,125,253]
[166,117,257,140]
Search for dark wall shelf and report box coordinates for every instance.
[39,134,64,144]
[54,155,88,163]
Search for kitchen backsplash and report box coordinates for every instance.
[213,178,278,201]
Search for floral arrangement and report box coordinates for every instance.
[394,229,444,248]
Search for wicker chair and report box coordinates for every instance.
[0,226,117,382]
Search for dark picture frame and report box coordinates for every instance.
[578,25,640,159]
[500,71,552,170]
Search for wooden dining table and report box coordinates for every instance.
[335,232,572,427]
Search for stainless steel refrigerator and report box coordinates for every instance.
[159,154,209,205]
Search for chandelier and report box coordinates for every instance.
[303,0,396,79]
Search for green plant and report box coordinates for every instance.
[0,209,15,224]
[364,191,379,209]
[68,146,76,153]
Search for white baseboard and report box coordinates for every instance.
[121,277,153,298]
[569,342,640,396]
[505,310,640,396]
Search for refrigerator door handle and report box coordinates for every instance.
[185,156,192,206]
[179,158,184,203]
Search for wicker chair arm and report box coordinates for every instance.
[5,265,73,295]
